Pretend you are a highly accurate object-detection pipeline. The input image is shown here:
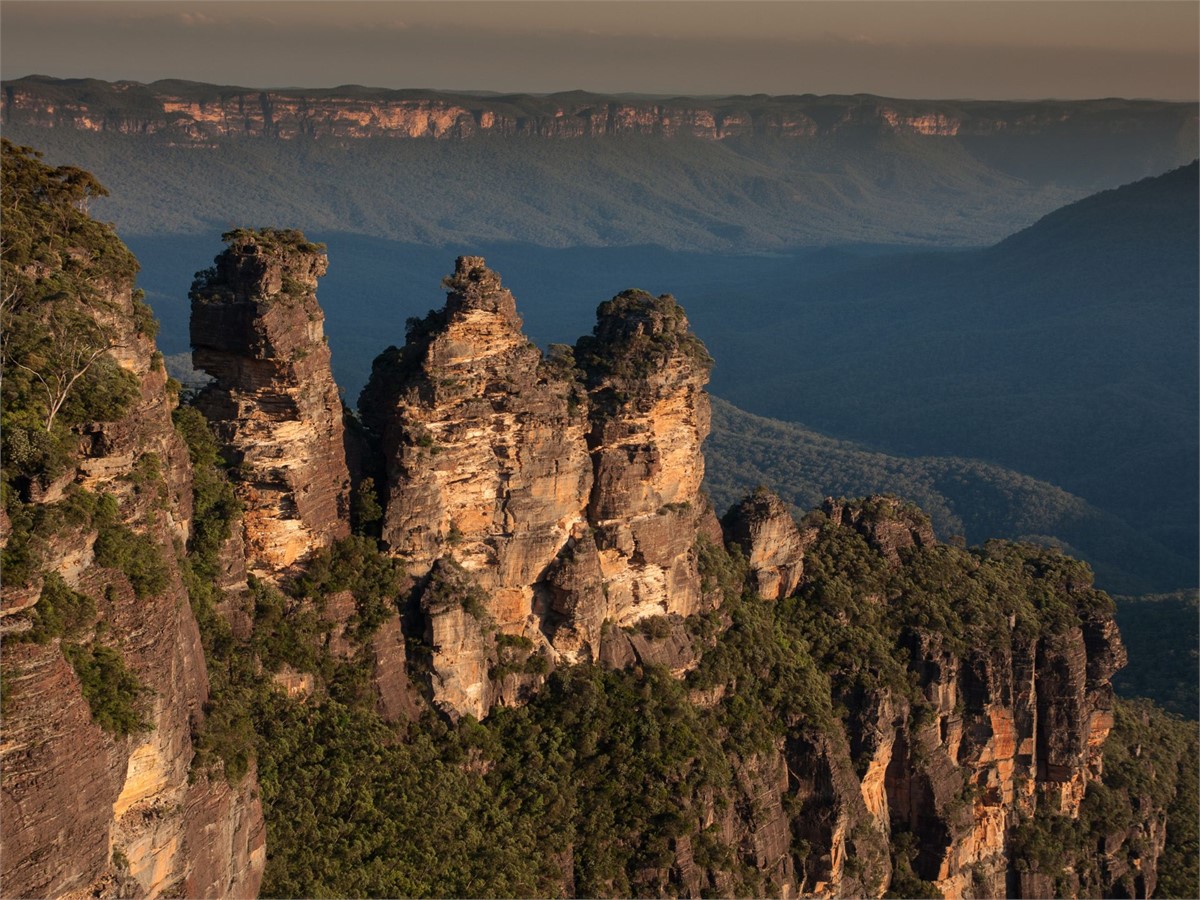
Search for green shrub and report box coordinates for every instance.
[93,524,169,599]
[250,577,325,675]
[24,571,95,643]
[351,477,383,537]
[62,642,150,735]
[294,535,405,639]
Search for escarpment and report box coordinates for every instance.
[190,228,351,579]
[722,495,1139,898]
[1,143,264,899]
[4,78,1196,149]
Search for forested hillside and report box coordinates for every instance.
[713,163,1199,588]
[705,399,1190,595]
[4,77,1195,250]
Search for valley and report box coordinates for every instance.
[2,70,1197,900]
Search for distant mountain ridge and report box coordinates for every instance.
[5,75,1195,148]
[714,161,1198,586]
[3,76,1195,249]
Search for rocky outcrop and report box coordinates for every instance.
[576,290,717,626]
[191,228,351,580]
[1,218,264,897]
[360,257,592,650]
[597,616,700,675]
[782,500,1130,898]
[416,558,501,720]
[722,487,811,600]
[360,261,718,714]
[822,495,935,565]
[369,614,425,723]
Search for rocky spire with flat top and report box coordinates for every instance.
[190,228,351,579]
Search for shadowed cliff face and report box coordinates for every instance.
[720,491,1134,898]
[190,228,352,580]
[0,145,263,898]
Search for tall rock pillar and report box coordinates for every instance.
[190,228,351,579]
[574,290,715,622]
[359,256,593,630]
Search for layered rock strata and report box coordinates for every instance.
[2,240,264,896]
[720,496,1130,898]
[361,257,593,632]
[574,289,717,625]
[360,260,716,712]
[4,78,1196,147]
[191,228,351,579]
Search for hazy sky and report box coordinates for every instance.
[2,1,1197,100]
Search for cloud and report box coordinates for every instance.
[178,12,221,28]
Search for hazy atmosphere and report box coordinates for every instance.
[3,0,1198,99]
[3,1,1199,897]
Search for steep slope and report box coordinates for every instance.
[0,141,263,897]
[2,77,1195,249]
[705,397,1192,595]
[715,162,1199,585]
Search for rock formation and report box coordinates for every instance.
[823,494,936,565]
[363,257,591,624]
[574,289,717,625]
[191,228,351,579]
[722,486,811,599]
[359,260,718,712]
[1,147,263,897]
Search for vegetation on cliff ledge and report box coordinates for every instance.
[1,140,146,491]
[188,227,327,306]
[174,492,1199,898]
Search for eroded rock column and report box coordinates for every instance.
[360,257,593,634]
[191,228,351,579]
[574,290,715,623]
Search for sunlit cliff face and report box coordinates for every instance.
[4,87,1099,143]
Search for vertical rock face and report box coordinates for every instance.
[575,290,716,626]
[361,257,593,636]
[874,615,1126,898]
[361,262,717,710]
[1,253,264,895]
[191,229,351,579]
[773,499,1131,899]
[722,487,810,600]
